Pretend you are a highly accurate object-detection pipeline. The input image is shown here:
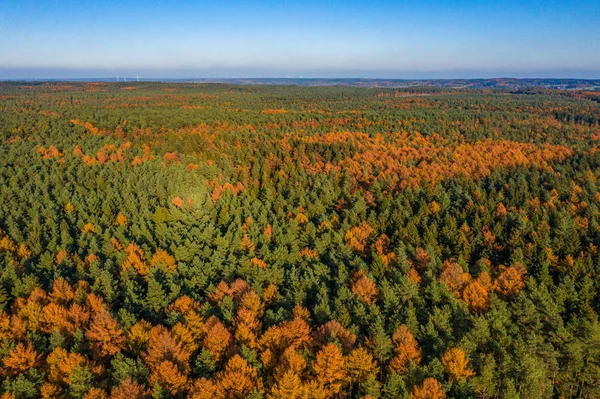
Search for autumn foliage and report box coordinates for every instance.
[351,271,378,305]
[1,82,598,398]
[314,343,346,396]
[493,264,526,297]
[85,308,124,357]
[410,378,445,399]
[442,347,475,382]
[389,325,421,374]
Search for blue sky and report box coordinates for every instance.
[1,0,599,78]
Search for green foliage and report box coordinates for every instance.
[0,82,599,398]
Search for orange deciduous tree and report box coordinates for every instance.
[493,264,526,297]
[172,322,198,353]
[110,378,149,399]
[346,347,377,383]
[274,346,307,379]
[167,295,200,317]
[149,360,188,395]
[241,235,255,252]
[215,355,260,399]
[389,325,421,374]
[314,343,346,396]
[280,317,312,350]
[42,302,72,335]
[263,224,273,241]
[171,196,184,208]
[429,201,442,214]
[73,145,85,157]
[163,152,181,164]
[209,279,249,304]
[184,310,205,341]
[299,247,318,259]
[442,347,475,382]
[2,343,39,376]
[235,291,263,349]
[55,249,69,264]
[69,304,91,331]
[188,378,217,399]
[263,284,279,303]
[373,234,396,266]
[115,213,128,226]
[86,308,125,357]
[16,243,31,259]
[269,371,307,399]
[413,248,431,270]
[439,261,471,298]
[344,222,374,252]
[495,203,508,217]
[127,319,152,353]
[50,277,75,304]
[144,325,190,374]
[351,271,378,305]
[150,248,177,272]
[410,378,445,399]
[202,316,232,361]
[250,257,268,269]
[315,320,356,352]
[462,280,491,313]
[46,347,85,385]
[86,293,106,313]
[40,383,63,399]
[295,212,309,225]
[121,243,149,277]
[82,222,95,234]
[408,267,422,284]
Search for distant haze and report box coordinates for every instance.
[1,0,599,79]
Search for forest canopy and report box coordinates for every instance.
[0,82,599,398]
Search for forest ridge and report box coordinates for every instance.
[0,82,599,398]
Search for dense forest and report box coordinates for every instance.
[0,82,600,398]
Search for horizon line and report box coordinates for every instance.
[2,76,600,81]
